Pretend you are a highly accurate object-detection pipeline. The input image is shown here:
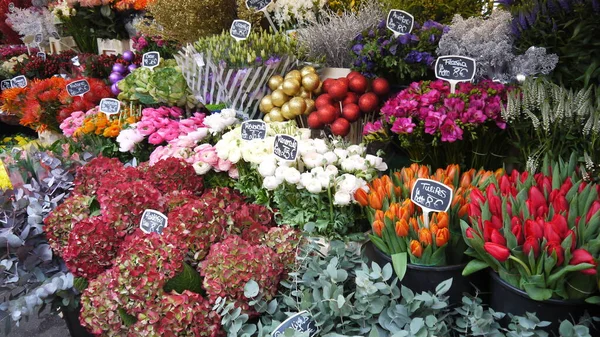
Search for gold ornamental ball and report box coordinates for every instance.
[260,95,274,113]
[289,97,307,116]
[285,70,302,83]
[269,108,284,122]
[282,79,301,96]
[302,73,320,92]
[271,89,289,107]
[263,114,272,123]
[277,84,283,90]
[299,87,310,99]
[300,66,316,77]
[268,75,284,91]
[281,102,295,120]
[313,82,323,95]
[304,98,316,115]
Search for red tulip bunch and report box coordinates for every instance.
[462,159,600,302]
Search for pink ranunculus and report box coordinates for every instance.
[439,119,463,142]
[197,146,219,167]
[137,122,156,136]
[148,132,165,145]
[391,117,416,134]
[217,159,233,172]
[228,167,239,179]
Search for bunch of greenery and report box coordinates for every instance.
[501,78,600,172]
[378,0,493,24]
[501,0,600,89]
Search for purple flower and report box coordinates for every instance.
[352,44,364,55]
[391,118,416,134]
[265,57,281,66]
[378,20,386,29]
[440,119,463,142]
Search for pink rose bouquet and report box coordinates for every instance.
[364,79,512,170]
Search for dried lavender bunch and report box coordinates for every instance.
[437,9,558,82]
[296,1,383,68]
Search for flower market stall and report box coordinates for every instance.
[0,0,599,336]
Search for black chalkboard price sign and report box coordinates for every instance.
[99,98,120,116]
[245,0,272,11]
[1,80,13,90]
[37,52,46,61]
[66,80,90,97]
[386,10,414,36]
[435,55,476,93]
[271,311,318,337]
[142,52,160,69]
[230,20,251,41]
[140,209,168,234]
[241,120,267,141]
[273,134,298,161]
[411,178,453,213]
[11,75,27,88]
[34,34,42,44]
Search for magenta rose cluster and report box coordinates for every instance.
[371,79,510,143]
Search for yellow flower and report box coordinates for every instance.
[103,125,121,138]
[82,121,96,134]
[0,161,12,190]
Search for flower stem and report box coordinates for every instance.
[508,255,531,277]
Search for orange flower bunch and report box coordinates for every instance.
[113,0,153,10]
[74,108,139,138]
[358,163,500,266]
[1,87,28,117]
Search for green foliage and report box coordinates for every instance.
[501,78,600,173]
[163,262,203,295]
[378,0,493,24]
[118,307,137,327]
[504,0,600,89]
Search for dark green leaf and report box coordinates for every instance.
[164,263,203,295]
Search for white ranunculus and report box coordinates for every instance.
[305,178,322,194]
[366,154,388,171]
[333,191,352,205]
[347,144,365,155]
[303,152,325,169]
[334,148,348,160]
[317,172,333,188]
[204,109,239,134]
[284,167,301,184]
[336,174,359,194]
[324,165,339,177]
[313,138,328,154]
[299,142,315,156]
[228,147,242,163]
[300,172,313,188]
[263,176,282,190]
[193,161,211,175]
[323,151,338,165]
[258,158,277,177]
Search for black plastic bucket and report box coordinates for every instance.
[365,241,488,304]
[61,305,94,337]
[489,270,599,333]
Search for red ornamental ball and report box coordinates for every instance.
[327,80,349,101]
[348,75,368,94]
[322,78,336,93]
[341,103,361,122]
[372,78,390,96]
[343,92,358,106]
[316,105,338,124]
[315,93,334,109]
[307,112,324,129]
[346,71,362,80]
[331,118,351,137]
[358,92,379,113]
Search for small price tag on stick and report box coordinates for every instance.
[66,80,90,97]
[386,10,414,37]
[140,209,168,234]
[245,0,277,32]
[142,52,160,70]
[230,20,251,41]
[435,55,476,94]
[11,75,27,88]
[273,134,298,161]
[99,98,120,116]
[37,52,46,61]
[241,120,267,141]
[271,311,318,337]
[1,80,13,90]
[410,178,453,229]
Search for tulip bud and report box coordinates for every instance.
[570,249,597,275]
[436,228,450,247]
[586,201,600,223]
[395,219,409,237]
[466,227,476,239]
[484,242,511,262]
[511,223,524,245]
[544,222,561,243]
[410,240,423,258]
[354,188,368,207]
[418,228,432,246]
[372,220,384,237]
[491,229,507,246]
[523,237,540,258]
[546,241,564,266]
[525,219,544,240]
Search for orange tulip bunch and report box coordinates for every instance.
[356,163,500,266]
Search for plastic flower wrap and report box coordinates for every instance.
[201,235,283,312]
[359,163,498,267]
[462,157,600,301]
[365,79,511,170]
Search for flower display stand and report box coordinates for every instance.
[97,38,132,56]
[319,67,351,81]
[49,36,78,55]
